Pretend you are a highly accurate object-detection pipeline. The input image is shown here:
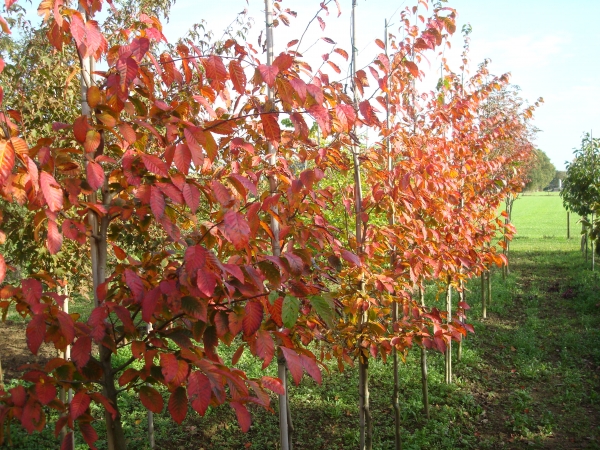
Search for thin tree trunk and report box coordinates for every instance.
[486,270,492,306]
[147,323,155,449]
[445,282,452,384]
[592,212,595,272]
[457,280,464,362]
[385,18,401,450]
[481,272,487,319]
[392,304,401,447]
[419,287,429,419]
[285,386,294,450]
[263,3,291,449]
[351,2,371,447]
[567,211,570,239]
[59,284,74,448]
[78,6,125,449]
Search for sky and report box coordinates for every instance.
[159,0,600,171]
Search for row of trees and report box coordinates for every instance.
[0,0,538,449]
[561,133,600,268]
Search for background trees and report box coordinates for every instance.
[525,149,556,192]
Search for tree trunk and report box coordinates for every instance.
[419,287,429,419]
[263,3,291,448]
[147,323,155,449]
[392,303,402,448]
[486,270,492,306]
[445,282,452,384]
[457,280,464,362]
[79,6,125,448]
[59,284,74,448]
[351,2,371,448]
[481,272,487,319]
[385,18,401,450]
[359,354,372,450]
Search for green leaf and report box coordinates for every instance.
[309,294,335,327]
[282,295,300,329]
[268,291,279,305]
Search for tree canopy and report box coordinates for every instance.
[524,149,555,191]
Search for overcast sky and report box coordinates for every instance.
[161,0,600,170]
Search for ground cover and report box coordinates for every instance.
[1,193,599,449]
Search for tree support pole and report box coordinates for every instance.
[445,282,452,384]
[419,287,430,419]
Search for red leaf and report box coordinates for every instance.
[124,268,144,302]
[211,180,233,207]
[73,115,90,143]
[40,171,63,212]
[335,104,356,132]
[290,112,309,139]
[79,422,99,448]
[229,59,246,94]
[261,376,285,395]
[173,144,191,175]
[35,382,57,405]
[273,53,294,72]
[160,353,189,387]
[203,55,228,84]
[139,386,163,413]
[280,347,303,385]
[118,123,137,144]
[86,161,104,191]
[188,371,211,416]
[183,127,205,166]
[196,269,217,298]
[61,432,74,450]
[255,330,274,369]
[150,185,165,219]
[404,60,419,77]
[0,139,15,185]
[243,301,263,337]
[261,113,281,145]
[22,278,42,305]
[71,336,92,369]
[222,210,250,250]
[70,392,91,420]
[308,105,331,137]
[340,249,361,267]
[46,220,63,255]
[142,287,160,323]
[230,402,251,432]
[183,183,200,214]
[26,314,46,355]
[168,386,188,425]
[300,354,322,384]
[258,64,279,88]
[359,100,377,126]
[141,153,169,177]
[57,311,75,346]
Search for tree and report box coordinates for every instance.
[524,149,555,191]
[548,170,566,190]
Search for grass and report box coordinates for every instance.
[3,192,600,449]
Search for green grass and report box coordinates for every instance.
[3,193,600,449]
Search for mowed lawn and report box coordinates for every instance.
[511,192,580,251]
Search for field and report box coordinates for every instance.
[2,193,600,449]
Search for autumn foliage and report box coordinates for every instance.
[0,0,537,448]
